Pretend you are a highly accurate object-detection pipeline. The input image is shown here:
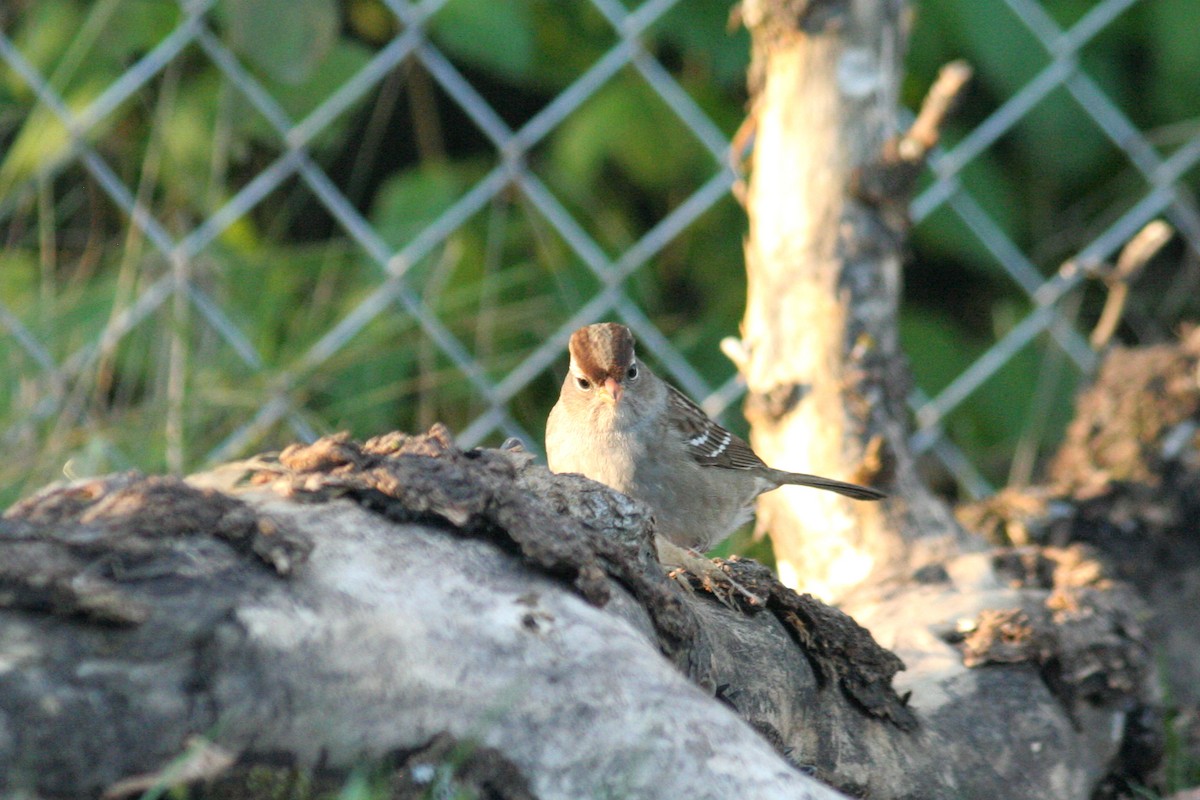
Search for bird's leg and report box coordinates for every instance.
[655,537,763,607]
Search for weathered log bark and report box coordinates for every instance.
[959,326,1200,785]
[0,428,1153,799]
[738,0,973,601]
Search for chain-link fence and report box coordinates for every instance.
[2,0,1198,505]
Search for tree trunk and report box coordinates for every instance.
[739,0,972,602]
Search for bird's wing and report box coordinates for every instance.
[666,384,766,470]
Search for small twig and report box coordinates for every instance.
[417,243,461,430]
[719,335,749,373]
[407,59,446,163]
[1114,219,1175,276]
[851,60,972,216]
[102,736,237,800]
[898,60,973,161]
[1089,220,1174,349]
[658,539,764,608]
[729,106,758,207]
[1009,292,1080,489]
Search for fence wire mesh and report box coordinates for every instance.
[2,0,1198,504]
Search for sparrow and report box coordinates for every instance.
[545,323,885,553]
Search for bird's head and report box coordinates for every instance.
[566,322,642,407]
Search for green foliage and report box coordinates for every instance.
[430,0,536,82]
[551,73,711,191]
[0,0,1197,509]
[223,0,340,86]
[227,37,376,148]
[1144,0,1200,123]
[371,161,476,249]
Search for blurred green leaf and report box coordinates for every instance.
[922,0,1046,96]
[347,0,399,44]
[0,86,103,200]
[550,73,708,193]
[901,308,978,398]
[156,72,224,211]
[2,0,82,94]
[1146,0,1200,124]
[371,161,474,249]
[431,0,535,81]
[0,252,41,309]
[227,39,374,147]
[224,0,339,85]
[524,0,614,89]
[654,0,749,88]
[98,0,182,63]
[0,0,189,205]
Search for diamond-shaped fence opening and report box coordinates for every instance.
[527,71,722,256]
[2,0,1199,507]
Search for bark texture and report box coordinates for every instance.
[959,326,1200,788]
[0,427,1154,799]
[739,0,973,602]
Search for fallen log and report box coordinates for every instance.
[0,426,1153,798]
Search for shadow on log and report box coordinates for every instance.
[0,422,1158,799]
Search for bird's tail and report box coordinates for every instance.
[774,470,886,501]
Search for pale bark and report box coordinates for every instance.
[738,0,973,602]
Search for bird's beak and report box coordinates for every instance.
[601,377,623,404]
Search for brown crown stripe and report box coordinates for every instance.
[569,323,636,382]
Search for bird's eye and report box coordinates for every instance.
[626,364,639,381]
[575,376,592,391]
